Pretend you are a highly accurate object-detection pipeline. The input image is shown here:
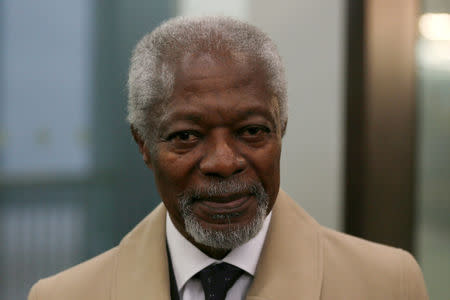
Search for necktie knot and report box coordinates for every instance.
[196,262,244,300]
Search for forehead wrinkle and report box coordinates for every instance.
[236,108,273,122]
[180,74,254,95]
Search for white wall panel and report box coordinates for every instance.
[249,0,345,229]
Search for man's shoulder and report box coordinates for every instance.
[320,226,403,264]
[28,247,118,300]
[318,226,428,299]
[279,190,426,288]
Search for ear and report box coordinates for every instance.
[130,125,153,169]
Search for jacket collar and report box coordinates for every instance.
[113,189,323,300]
[246,189,323,299]
[114,203,171,300]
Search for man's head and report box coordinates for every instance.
[128,16,287,256]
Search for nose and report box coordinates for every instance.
[199,131,246,178]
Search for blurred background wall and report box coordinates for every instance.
[0,0,448,299]
[416,1,450,298]
[1,1,168,298]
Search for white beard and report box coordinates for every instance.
[178,180,269,250]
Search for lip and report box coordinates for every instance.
[199,194,249,211]
[192,194,253,220]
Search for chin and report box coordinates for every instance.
[183,198,268,250]
[177,179,270,249]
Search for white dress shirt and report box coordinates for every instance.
[166,212,272,300]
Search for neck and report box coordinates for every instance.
[195,243,231,260]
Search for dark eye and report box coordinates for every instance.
[166,130,199,143]
[176,131,194,141]
[239,126,270,141]
[245,127,263,135]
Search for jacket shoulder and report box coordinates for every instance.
[28,247,117,300]
[320,227,428,299]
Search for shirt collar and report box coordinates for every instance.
[166,211,272,292]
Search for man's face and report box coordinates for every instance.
[143,53,282,250]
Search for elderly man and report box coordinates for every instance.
[28,16,428,300]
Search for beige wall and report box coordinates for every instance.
[249,1,346,230]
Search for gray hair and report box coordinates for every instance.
[127,16,287,149]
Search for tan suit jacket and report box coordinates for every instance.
[28,190,428,299]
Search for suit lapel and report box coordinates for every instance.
[247,190,323,299]
[113,203,171,300]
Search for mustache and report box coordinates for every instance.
[177,178,265,202]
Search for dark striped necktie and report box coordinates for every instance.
[196,262,244,300]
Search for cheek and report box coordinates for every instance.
[247,145,280,213]
[245,142,281,187]
[152,151,199,226]
[152,150,199,191]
